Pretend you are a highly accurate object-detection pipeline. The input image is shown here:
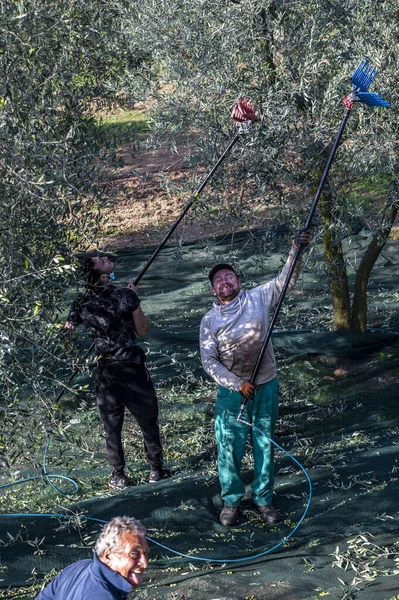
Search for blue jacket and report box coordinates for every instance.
[35,553,133,600]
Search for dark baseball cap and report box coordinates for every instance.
[208,263,238,284]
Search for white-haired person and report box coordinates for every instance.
[35,516,149,599]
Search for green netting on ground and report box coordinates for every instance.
[2,375,399,599]
[1,228,399,599]
[61,226,399,386]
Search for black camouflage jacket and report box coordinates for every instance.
[67,286,143,361]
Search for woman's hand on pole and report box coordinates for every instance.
[128,279,138,293]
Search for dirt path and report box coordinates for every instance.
[97,134,274,250]
[97,128,399,252]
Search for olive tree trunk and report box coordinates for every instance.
[318,193,351,330]
[319,188,398,332]
[351,199,399,332]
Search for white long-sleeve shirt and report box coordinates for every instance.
[200,246,301,391]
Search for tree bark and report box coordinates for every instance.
[318,192,351,330]
[351,199,399,332]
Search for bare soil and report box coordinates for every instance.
[97,132,399,251]
[97,134,276,250]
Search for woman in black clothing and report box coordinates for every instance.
[65,255,170,489]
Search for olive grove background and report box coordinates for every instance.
[0,0,149,462]
[0,2,398,598]
[128,0,398,331]
[1,0,398,488]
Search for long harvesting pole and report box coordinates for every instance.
[133,98,258,285]
[133,134,240,286]
[56,99,258,404]
[237,59,390,421]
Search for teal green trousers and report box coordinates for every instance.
[214,378,279,507]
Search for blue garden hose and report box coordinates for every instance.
[146,422,312,563]
[0,424,312,564]
[0,431,79,496]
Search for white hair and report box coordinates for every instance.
[95,516,146,557]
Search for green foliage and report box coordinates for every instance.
[127,0,399,329]
[97,110,149,147]
[128,0,398,208]
[0,0,153,478]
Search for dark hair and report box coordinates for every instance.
[80,256,102,289]
[208,263,238,284]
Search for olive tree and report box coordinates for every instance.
[0,0,148,472]
[130,0,398,332]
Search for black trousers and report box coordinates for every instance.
[96,358,164,474]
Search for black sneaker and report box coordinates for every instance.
[148,467,172,483]
[108,473,132,491]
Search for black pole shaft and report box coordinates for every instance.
[238,107,352,419]
[56,131,242,404]
[303,108,351,231]
[133,133,240,286]
[54,355,88,404]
